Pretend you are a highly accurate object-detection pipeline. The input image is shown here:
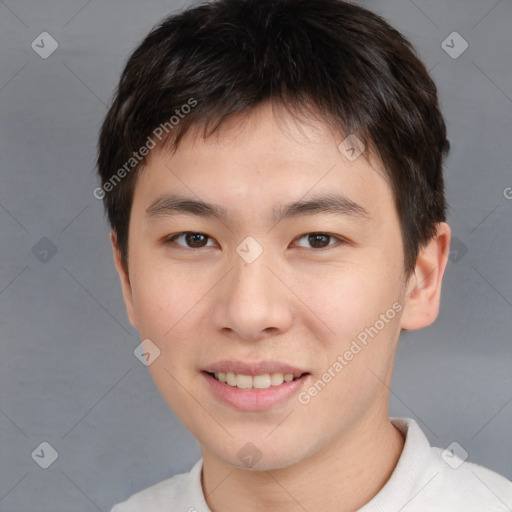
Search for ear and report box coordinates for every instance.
[110,230,138,329]
[400,222,451,330]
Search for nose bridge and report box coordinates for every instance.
[212,244,293,340]
[231,233,278,295]
[233,251,275,303]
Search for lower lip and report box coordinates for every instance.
[202,372,309,412]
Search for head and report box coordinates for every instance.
[97,0,451,470]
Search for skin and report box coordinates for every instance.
[111,102,451,512]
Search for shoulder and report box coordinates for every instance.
[384,418,512,511]
[419,446,512,510]
[111,459,209,512]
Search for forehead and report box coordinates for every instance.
[134,103,393,226]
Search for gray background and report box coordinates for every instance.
[0,0,511,510]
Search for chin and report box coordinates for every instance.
[204,433,319,472]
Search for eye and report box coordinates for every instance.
[166,232,216,249]
[294,233,344,249]
[165,232,346,250]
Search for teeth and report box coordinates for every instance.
[270,373,284,386]
[253,374,271,389]
[213,371,303,389]
[236,374,253,389]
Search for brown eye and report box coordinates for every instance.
[295,233,341,249]
[168,232,214,248]
[309,234,330,248]
[185,233,208,248]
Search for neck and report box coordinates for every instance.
[201,412,405,512]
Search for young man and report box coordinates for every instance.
[96,0,512,510]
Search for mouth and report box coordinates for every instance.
[201,363,310,411]
[206,371,306,390]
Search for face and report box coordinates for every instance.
[114,103,425,470]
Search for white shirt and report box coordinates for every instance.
[111,418,512,511]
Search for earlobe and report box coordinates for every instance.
[400,222,451,330]
[110,230,138,329]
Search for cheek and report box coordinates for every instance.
[298,262,400,344]
[296,275,402,427]
[296,260,404,412]
[129,261,222,377]
[130,263,199,341]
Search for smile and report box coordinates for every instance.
[203,368,310,411]
[209,371,305,389]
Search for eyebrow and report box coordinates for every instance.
[145,193,371,224]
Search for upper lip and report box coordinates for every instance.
[204,360,308,376]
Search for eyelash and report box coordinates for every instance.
[165,232,347,250]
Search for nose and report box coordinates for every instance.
[210,250,294,342]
